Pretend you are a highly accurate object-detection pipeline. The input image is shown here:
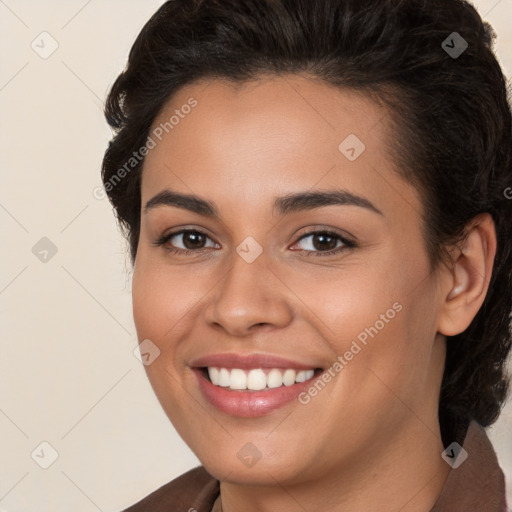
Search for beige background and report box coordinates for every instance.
[0,1,511,510]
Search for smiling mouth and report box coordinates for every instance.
[200,367,323,391]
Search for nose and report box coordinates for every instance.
[204,251,294,337]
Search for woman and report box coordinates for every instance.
[102,0,511,510]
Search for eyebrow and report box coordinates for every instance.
[144,188,383,217]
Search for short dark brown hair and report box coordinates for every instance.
[102,0,512,445]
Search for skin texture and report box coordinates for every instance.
[131,75,496,512]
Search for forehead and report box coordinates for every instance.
[147,74,386,163]
[141,75,422,219]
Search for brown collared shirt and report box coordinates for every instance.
[123,421,507,512]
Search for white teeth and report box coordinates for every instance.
[218,368,230,387]
[208,367,220,385]
[206,367,317,390]
[282,369,296,386]
[295,369,315,382]
[230,369,247,390]
[247,369,267,390]
[295,370,307,383]
[267,368,283,388]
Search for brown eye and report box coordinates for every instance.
[295,232,348,252]
[291,230,356,257]
[180,231,207,249]
[154,229,219,254]
[311,233,338,251]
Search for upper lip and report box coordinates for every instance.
[189,352,322,370]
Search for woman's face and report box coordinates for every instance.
[132,75,448,485]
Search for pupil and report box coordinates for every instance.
[314,234,336,251]
[184,232,205,249]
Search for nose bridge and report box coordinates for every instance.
[205,247,293,335]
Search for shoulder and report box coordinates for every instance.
[431,420,507,511]
[123,466,220,512]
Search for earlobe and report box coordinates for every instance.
[438,213,496,336]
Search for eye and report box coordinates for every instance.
[154,228,355,258]
[290,230,355,257]
[154,229,219,255]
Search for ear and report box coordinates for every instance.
[437,213,497,336]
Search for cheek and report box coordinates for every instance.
[271,256,405,341]
[292,259,436,397]
[131,260,200,422]
[132,256,208,341]
[332,282,440,420]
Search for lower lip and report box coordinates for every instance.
[193,369,320,417]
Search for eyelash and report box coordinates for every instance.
[153,228,356,258]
